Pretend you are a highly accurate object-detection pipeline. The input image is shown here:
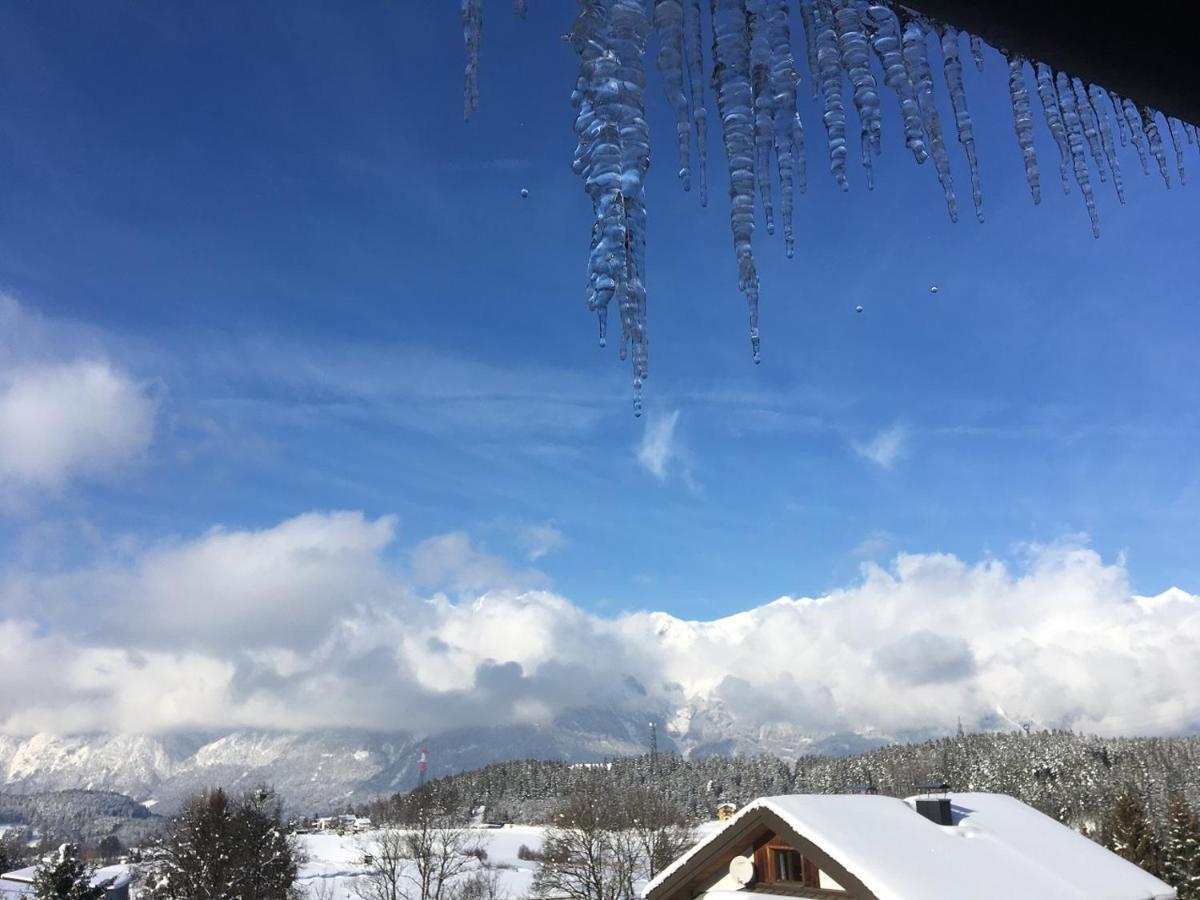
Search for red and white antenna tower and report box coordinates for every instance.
[418,746,428,787]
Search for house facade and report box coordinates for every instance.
[645,792,1176,900]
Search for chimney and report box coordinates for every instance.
[915,797,954,825]
[913,782,954,825]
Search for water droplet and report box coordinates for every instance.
[855,305,864,313]
[929,285,939,294]
[520,188,529,198]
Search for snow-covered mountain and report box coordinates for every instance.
[0,709,888,815]
[0,709,670,814]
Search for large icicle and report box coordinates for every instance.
[1071,78,1107,183]
[834,0,881,189]
[1087,83,1124,203]
[570,0,653,410]
[683,0,710,206]
[969,32,985,71]
[748,0,776,233]
[1109,92,1130,146]
[866,4,927,165]
[767,0,805,257]
[940,25,982,222]
[1141,107,1172,189]
[654,0,694,191]
[1167,117,1188,186]
[798,0,820,100]
[1007,56,1040,204]
[571,1,624,348]
[903,17,956,221]
[813,0,848,190]
[515,0,528,18]
[1034,62,1070,194]
[1186,123,1197,146]
[1056,71,1100,238]
[711,0,762,361]
[1121,97,1151,174]
[611,0,653,406]
[462,0,483,121]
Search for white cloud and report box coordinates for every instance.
[0,296,157,491]
[0,361,156,487]
[2,515,1199,740]
[853,424,908,469]
[636,409,682,481]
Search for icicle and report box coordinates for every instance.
[1071,78,1107,183]
[515,0,528,18]
[940,25,982,222]
[1167,117,1188,186]
[813,0,848,191]
[865,4,927,165]
[1121,98,1150,175]
[462,0,483,121]
[570,0,653,408]
[1186,122,1197,146]
[571,2,623,347]
[1034,62,1070,194]
[683,0,711,206]
[766,0,805,257]
[902,18,956,221]
[969,32,985,71]
[611,0,653,407]
[1006,56,1039,204]
[798,0,820,101]
[711,0,762,361]
[1055,71,1100,238]
[1109,92,1129,147]
[834,0,881,190]
[654,0,693,191]
[748,0,776,233]
[1087,83,1124,203]
[1141,107,1172,189]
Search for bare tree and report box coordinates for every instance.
[531,784,643,900]
[620,788,696,880]
[354,791,483,900]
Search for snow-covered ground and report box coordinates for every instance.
[295,825,548,900]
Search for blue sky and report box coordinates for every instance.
[2,0,1198,626]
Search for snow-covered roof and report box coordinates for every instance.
[0,864,132,897]
[645,793,1175,900]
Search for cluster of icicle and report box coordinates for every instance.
[461,0,1199,411]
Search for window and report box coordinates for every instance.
[771,848,804,882]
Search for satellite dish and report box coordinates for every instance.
[729,856,755,887]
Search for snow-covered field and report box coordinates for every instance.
[295,825,548,900]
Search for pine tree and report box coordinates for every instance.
[144,786,300,900]
[1103,789,1159,875]
[1162,793,1200,899]
[31,843,108,900]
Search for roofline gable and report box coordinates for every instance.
[645,803,878,900]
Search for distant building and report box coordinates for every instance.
[0,864,133,900]
[717,802,738,822]
[645,792,1176,900]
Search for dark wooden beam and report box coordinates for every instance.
[898,1,1200,125]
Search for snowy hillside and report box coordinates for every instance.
[296,825,548,900]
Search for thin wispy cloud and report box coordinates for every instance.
[636,410,682,481]
[516,524,566,562]
[853,424,909,469]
